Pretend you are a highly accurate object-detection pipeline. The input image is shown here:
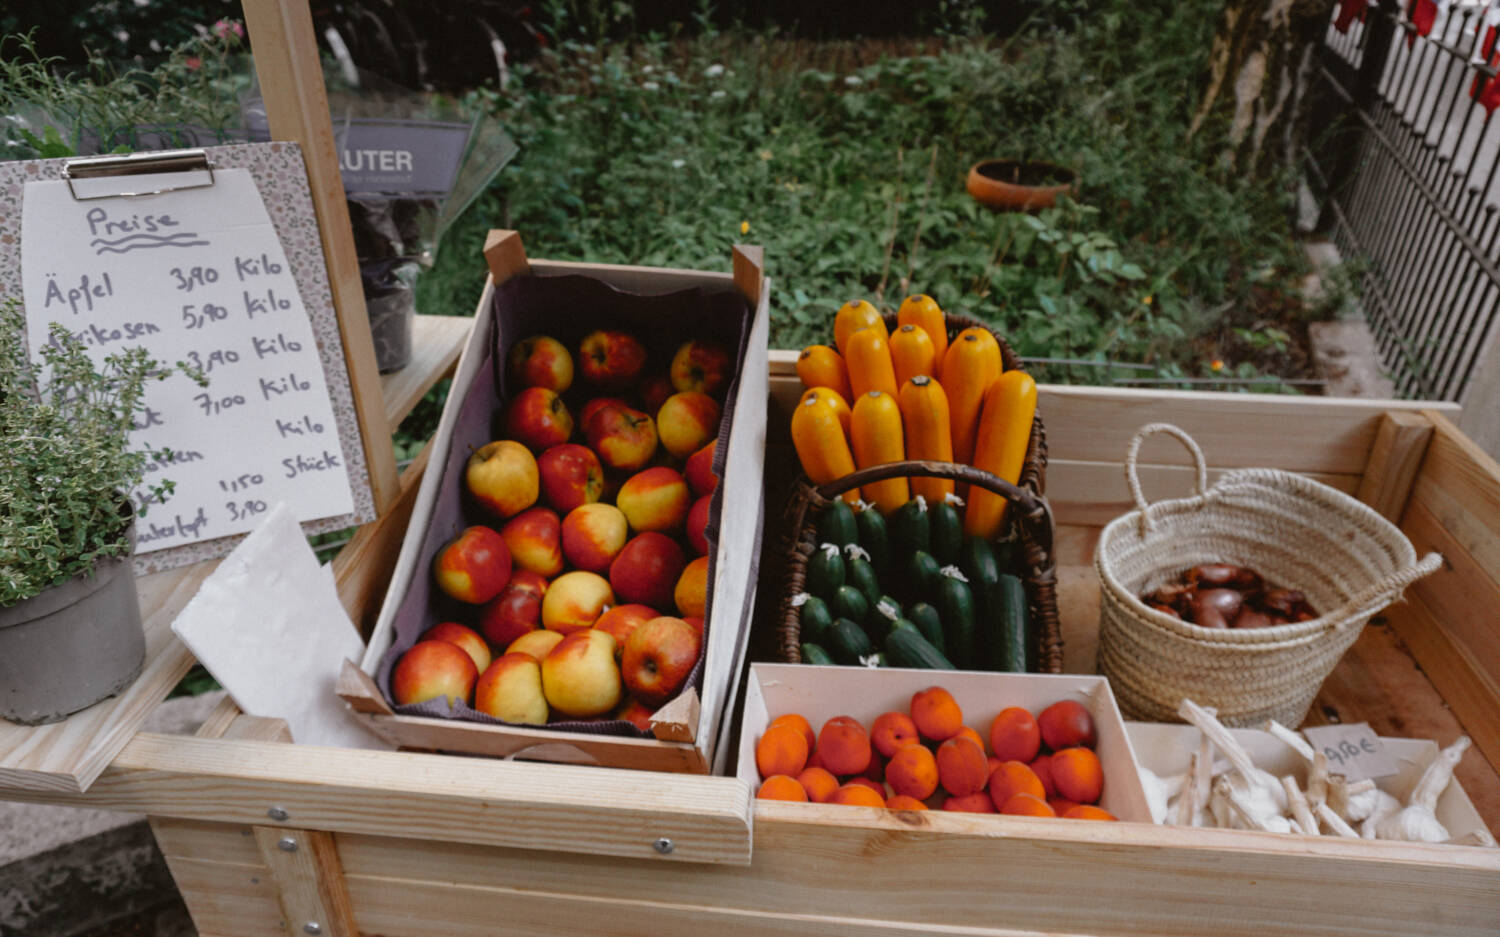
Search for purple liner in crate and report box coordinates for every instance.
[377,272,753,736]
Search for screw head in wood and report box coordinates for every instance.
[277,837,298,853]
[267,806,290,821]
[303,923,322,935]
[653,837,675,854]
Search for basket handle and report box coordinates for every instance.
[1323,552,1444,628]
[1126,423,1209,535]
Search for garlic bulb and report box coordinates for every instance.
[1373,737,1470,843]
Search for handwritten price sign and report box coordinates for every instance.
[1302,722,1399,781]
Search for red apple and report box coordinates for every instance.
[615,466,690,533]
[579,396,632,428]
[614,696,655,732]
[476,570,548,648]
[560,502,629,573]
[594,603,659,659]
[639,371,675,413]
[433,526,512,604]
[683,616,705,638]
[674,555,709,618]
[504,386,574,452]
[585,404,658,472]
[541,629,622,717]
[684,440,718,497]
[420,622,492,673]
[670,338,733,397]
[392,640,478,707]
[500,506,564,577]
[474,652,550,724]
[466,440,539,519]
[656,391,721,459]
[621,615,701,708]
[609,532,687,610]
[685,495,712,555]
[536,443,604,514]
[541,570,614,634]
[508,335,573,393]
[579,330,648,389]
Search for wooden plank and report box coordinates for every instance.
[194,696,242,740]
[1399,498,1500,695]
[732,243,765,307]
[241,0,398,514]
[0,733,751,864]
[1356,410,1435,522]
[221,715,293,743]
[0,560,213,793]
[253,826,358,937]
[483,229,530,285]
[151,817,261,865]
[1411,409,1500,575]
[152,853,283,937]
[380,314,472,429]
[330,440,432,634]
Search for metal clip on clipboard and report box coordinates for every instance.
[61,148,217,201]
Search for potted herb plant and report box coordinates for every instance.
[0,300,198,724]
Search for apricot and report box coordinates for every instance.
[871,711,921,758]
[1028,753,1057,798]
[817,715,872,776]
[829,783,887,808]
[1048,796,1081,816]
[941,792,996,813]
[886,743,939,800]
[1051,746,1104,804]
[863,750,887,783]
[797,766,840,803]
[936,736,989,797]
[757,775,808,802]
[987,760,1046,812]
[1038,699,1096,750]
[955,725,986,753]
[769,713,816,753]
[910,686,963,742]
[886,794,929,811]
[989,706,1041,763]
[846,776,888,798]
[755,723,810,780]
[999,793,1057,817]
[1063,804,1118,821]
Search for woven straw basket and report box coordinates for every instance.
[1096,423,1442,728]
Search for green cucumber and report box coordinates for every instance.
[826,617,875,664]
[991,573,1031,673]
[990,538,1018,574]
[801,642,836,666]
[890,496,931,556]
[871,652,889,667]
[937,569,977,669]
[958,536,1003,667]
[906,550,942,601]
[845,552,883,611]
[805,543,845,599]
[855,506,891,573]
[885,625,956,670]
[816,501,859,548]
[871,595,904,636]
[799,595,833,644]
[929,499,963,564]
[906,602,946,654]
[958,536,1002,589]
[832,585,870,626]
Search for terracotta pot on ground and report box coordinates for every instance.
[966,160,1078,212]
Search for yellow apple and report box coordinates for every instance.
[541,629,622,717]
[474,653,549,724]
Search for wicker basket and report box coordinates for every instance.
[1096,423,1442,727]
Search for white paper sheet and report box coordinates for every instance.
[20,169,355,554]
[170,502,390,750]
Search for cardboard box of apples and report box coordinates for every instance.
[349,240,768,773]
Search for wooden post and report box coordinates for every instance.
[253,826,359,937]
[1356,410,1434,522]
[484,229,532,286]
[240,0,400,514]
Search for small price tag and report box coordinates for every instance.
[1302,722,1399,781]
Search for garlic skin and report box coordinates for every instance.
[1372,737,1470,843]
[1358,790,1403,840]
[1374,806,1450,843]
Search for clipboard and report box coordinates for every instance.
[1,143,378,574]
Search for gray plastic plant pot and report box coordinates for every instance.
[0,531,145,726]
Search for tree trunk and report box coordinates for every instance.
[1189,0,1336,177]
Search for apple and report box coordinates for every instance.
[433,526,512,604]
[639,371,675,413]
[541,570,614,634]
[683,616,705,638]
[614,696,655,733]
[466,440,539,519]
[585,404,657,472]
[420,622,493,673]
[503,386,574,453]
[579,330,648,389]
[685,495,712,555]
[560,502,629,573]
[674,555,709,619]
[536,444,604,514]
[500,506,564,577]
[670,338,733,397]
[507,628,564,661]
[621,615,701,708]
[392,640,478,707]
[684,440,718,497]
[594,603,658,659]
[508,335,573,394]
[474,652,550,724]
[579,395,632,428]
[656,392,721,460]
[541,629,622,717]
[476,570,548,648]
[615,466,690,533]
[609,532,687,610]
